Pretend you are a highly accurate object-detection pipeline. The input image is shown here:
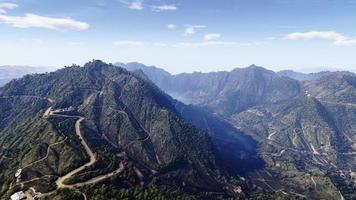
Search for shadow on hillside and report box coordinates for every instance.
[175,103,265,176]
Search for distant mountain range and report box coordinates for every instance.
[0,63,352,87]
[278,70,354,81]
[0,61,355,199]
[0,66,55,86]
[120,62,356,199]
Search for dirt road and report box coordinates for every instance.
[55,117,96,189]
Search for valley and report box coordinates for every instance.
[0,61,355,199]
[122,62,356,200]
[1,0,355,199]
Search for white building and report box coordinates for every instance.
[10,191,26,200]
[15,169,22,178]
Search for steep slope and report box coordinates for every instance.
[234,78,356,199]
[122,62,355,199]
[128,64,265,176]
[0,61,240,199]
[174,102,264,176]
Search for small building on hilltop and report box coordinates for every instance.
[10,191,26,200]
[15,169,22,178]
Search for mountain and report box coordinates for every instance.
[121,62,172,86]
[0,66,55,86]
[234,93,356,199]
[0,61,246,199]
[122,62,356,199]
[1,60,355,199]
[303,72,356,104]
[278,70,354,81]
[123,63,265,175]
[119,63,301,116]
[278,70,333,81]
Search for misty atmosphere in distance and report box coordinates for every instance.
[0,0,355,200]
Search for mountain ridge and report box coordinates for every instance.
[0,61,245,199]
[121,61,356,199]
[1,61,355,199]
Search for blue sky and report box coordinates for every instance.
[0,0,356,73]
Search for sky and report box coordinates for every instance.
[0,0,356,74]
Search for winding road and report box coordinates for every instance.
[7,95,125,199]
[55,117,96,189]
[21,133,68,170]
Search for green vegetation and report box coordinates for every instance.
[1,60,355,199]
[0,60,233,199]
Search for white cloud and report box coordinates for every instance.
[167,24,176,29]
[184,25,206,36]
[128,1,143,10]
[112,40,144,46]
[173,41,237,48]
[121,1,176,12]
[286,31,346,41]
[285,31,356,46]
[152,4,177,12]
[0,2,18,14]
[334,38,356,46]
[96,2,107,7]
[204,33,221,41]
[0,13,89,30]
[184,27,195,36]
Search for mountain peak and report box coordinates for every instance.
[0,61,231,199]
[83,59,111,69]
[248,64,259,68]
[246,64,266,70]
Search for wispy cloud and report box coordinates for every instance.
[96,2,108,7]
[128,0,143,10]
[204,33,221,41]
[167,24,176,29]
[152,4,177,12]
[120,1,177,12]
[285,31,356,46]
[184,25,206,36]
[112,40,144,46]
[173,41,237,48]
[0,2,18,14]
[0,13,90,30]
